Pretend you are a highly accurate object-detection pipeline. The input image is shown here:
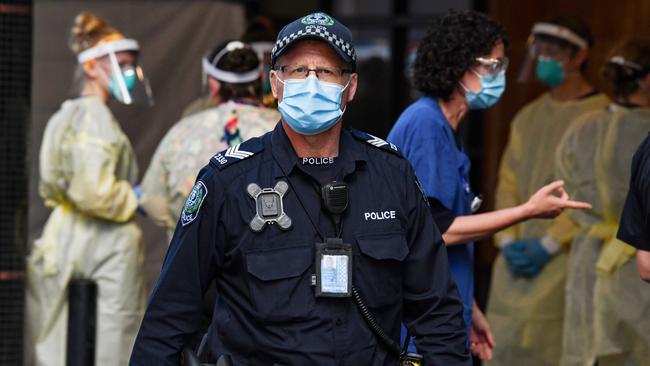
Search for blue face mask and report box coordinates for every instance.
[462,70,506,109]
[278,74,349,135]
[109,66,138,101]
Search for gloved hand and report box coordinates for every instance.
[133,185,146,216]
[502,238,552,277]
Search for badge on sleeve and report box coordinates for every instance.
[181,181,208,226]
[247,180,292,232]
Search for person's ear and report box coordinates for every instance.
[346,73,358,102]
[569,48,588,72]
[83,61,100,80]
[207,77,221,99]
[270,70,281,100]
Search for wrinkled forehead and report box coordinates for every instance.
[276,39,346,68]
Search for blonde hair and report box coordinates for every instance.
[68,11,121,55]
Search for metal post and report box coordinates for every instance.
[67,279,98,366]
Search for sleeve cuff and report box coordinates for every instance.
[540,235,561,255]
[497,235,515,248]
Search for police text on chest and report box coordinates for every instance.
[364,211,396,221]
[302,157,335,165]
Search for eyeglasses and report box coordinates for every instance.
[475,56,509,77]
[275,64,352,83]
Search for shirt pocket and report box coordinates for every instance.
[245,243,314,321]
[355,231,409,309]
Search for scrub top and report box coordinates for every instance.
[388,96,476,337]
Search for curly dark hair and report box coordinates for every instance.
[206,40,261,101]
[413,10,507,100]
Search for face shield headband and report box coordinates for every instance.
[202,41,261,84]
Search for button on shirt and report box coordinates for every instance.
[130,123,470,366]
[388,96,476,335]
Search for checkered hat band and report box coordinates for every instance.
[272,30,356,61]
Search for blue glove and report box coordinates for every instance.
[134,185,142,200]
[502,239,551,277]
[133,185,146,216]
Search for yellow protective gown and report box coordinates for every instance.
[140,102,278,236]
[487,92,609,366]
[27,96,145,366]
[558,105,650,366]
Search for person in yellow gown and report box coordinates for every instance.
[557,39,650,366]
[487,16,609,366]
[27,11,152,366]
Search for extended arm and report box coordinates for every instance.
[443,181,591,245]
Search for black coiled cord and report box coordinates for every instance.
[351,286,402,356]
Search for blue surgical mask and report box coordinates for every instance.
[278,74,349,135]
[536,57,564,87]
[109,66,138,101]
[462,70,506,109]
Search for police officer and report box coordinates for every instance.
[619,135,650,282]
[129,12,470,366]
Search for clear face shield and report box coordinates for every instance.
[78,38,154,105]
[517,22,589,85]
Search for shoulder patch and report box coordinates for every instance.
[181,181,208,226]
[349,129,402,156]
[210,138,264,170]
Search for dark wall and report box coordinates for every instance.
[0,1,32,364]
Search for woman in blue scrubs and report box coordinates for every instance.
[387,10,591,360]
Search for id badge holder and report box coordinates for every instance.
[315,238,352,298]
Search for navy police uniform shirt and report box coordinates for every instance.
[618,134,650,251]
[129,123,470,366]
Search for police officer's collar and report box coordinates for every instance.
[271,122,366,179]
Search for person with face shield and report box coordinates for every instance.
[386,10,591,361]
[181,18,278,118]
[139,41,278,237]
[130,12,471,366]
[26,11,151,366]
[487,16,609,366]
[556,40,650,366]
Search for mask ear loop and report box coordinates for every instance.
[459,68,484,95]
[341,75,352,92]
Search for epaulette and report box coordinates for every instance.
[210,137,264,170]
[349,129,403,157]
